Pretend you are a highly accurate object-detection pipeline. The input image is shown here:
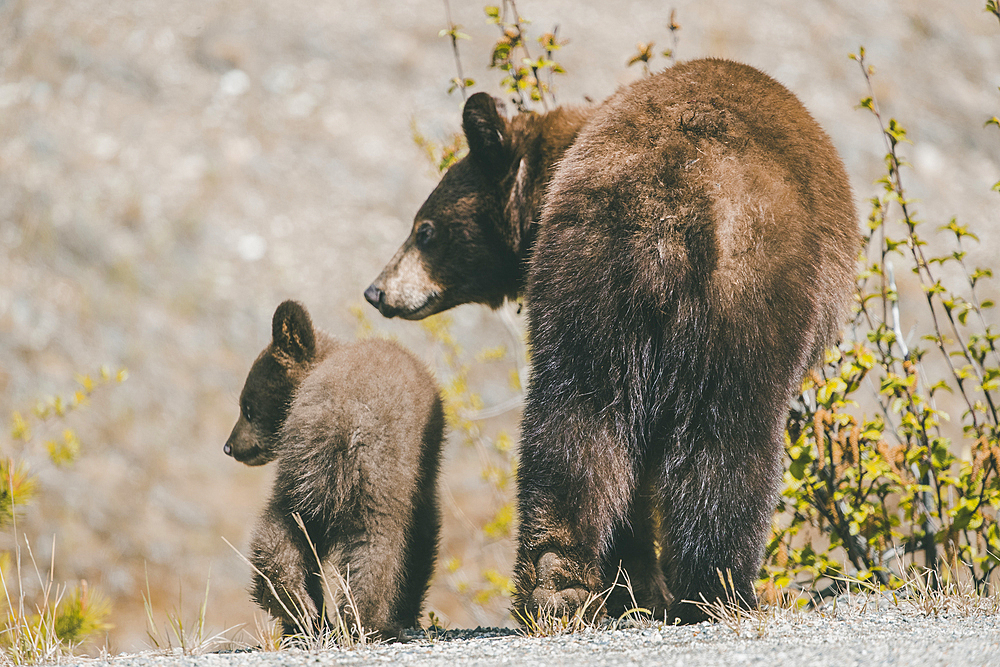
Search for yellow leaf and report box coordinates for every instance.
[824,346,843,365]
[494,431,513,453]
[483,504,514,538]
[475,345,507,362]
[10,411,30,441]
[76,374,95,393]
[508,369,522,391]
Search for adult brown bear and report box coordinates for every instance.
[366,58,858,623]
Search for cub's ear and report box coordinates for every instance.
[462,92,510,176]
[271,300,316,363]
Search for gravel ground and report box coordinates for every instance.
[69,598,1000,667]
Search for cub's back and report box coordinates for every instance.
[287,337,439,450]
[278,337,443,518]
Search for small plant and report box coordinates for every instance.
[245,613,282,652]
[3,367,127,523]
[423,610,446,641]
[410,120,466,175]
[1,367,124,663]
[439,0,475,99]
[483,0,566,111]
[627,10,681,74]
[142,571,232,656]
[0,537,112,664]
[690,570,795,639]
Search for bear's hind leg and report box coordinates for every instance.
[513,405,639,623]
[335,527,413,641]
[601,482,669,619]
[656,429,782,624]
[395,493,440,631]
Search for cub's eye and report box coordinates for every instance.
[241,401,253,422]
[415,221,435,249]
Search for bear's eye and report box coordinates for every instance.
[242,401,253,422]
[415,221,435,249]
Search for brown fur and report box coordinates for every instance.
[366,59,859,623]
[225,301,444,639]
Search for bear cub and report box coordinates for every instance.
[224,300,444,640]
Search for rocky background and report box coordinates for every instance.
[1,0,998,653]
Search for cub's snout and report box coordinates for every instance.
[224,415,273,466]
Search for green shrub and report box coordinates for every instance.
[762,45,1000,601]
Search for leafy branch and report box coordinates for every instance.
[765,45,1000,600]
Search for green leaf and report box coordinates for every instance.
[817,377,848,404]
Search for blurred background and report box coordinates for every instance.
[1,0,998,653]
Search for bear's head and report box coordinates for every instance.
[365,92,531,320]
[224,300,317,466]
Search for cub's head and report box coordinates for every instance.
[224,300,317,466]
[365,92,530,319]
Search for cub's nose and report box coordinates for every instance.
[364,284,384,309]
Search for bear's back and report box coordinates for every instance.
[537,58,858,370]
[277,336,442,522]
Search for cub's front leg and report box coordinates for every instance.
[249,509,327,637]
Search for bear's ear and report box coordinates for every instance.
[271,300,316,363]
[462,92,510,176]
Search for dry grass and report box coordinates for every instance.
[687,571,802,639]
[690,564,1000,642]
[515,566,652,637]
[243,613,282,652]
[141,569,237,656]
[0,520,112,664]
[223,513,374,651]
[902,571,1000,617]
[823,563,1000,619]
[1,537,70,665]
[514,590,609,637]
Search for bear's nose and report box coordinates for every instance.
[364,284,384,309]
[223,443,232,456]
